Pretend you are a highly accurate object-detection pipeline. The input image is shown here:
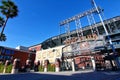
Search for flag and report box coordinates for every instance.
[91,0,94,5]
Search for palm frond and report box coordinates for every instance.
[0,0,18,18]
[0,33,7,41]
[0,17,5,27]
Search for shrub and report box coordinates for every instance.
[39,65,44,72]
[0,64,4,73]
[38,63,55,72]
[5,64,12,73]
[47,63,55,72]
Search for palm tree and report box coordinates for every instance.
[0,17,6,41]
[0,0,18,40]
[0,16,5,27]
[0,33,6,41]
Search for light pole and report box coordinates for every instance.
[91,0,114,50]
[91,0,120,68]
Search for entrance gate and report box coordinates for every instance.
[59,0,108,71]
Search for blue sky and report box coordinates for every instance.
[0,0,120,48]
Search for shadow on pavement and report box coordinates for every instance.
[0,71,120,80]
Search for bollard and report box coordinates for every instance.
[3,60,10,73]
[11,58,20,74]
[55,59,60,72]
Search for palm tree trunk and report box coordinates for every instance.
[0,17,9,38]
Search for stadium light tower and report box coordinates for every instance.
[59,2,103,71]
[91,0,115,52]
[92,0,120,70]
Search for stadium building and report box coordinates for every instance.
[29,15,120,71]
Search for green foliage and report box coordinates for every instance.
[0,0,18,18]
[0,63,4,73]
[0,33,7,41]
[5,64,12,73]
[0,16,5,27]
[47,64,55,72]
[0,0,19,42]
[38,64,55,72]
[38,65,44,72]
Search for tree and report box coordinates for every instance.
[0,33,6,41]
[0,0,18,41]
[0,17,6,41]
[0,16,5,27]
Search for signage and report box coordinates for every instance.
[64,34,98,45]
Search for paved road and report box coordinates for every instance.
[0,70,120,80]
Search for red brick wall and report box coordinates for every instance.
[13,51,35,67]
[29,45,41,51]
[74,55,104,69]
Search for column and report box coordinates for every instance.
[26,59,31,72]
[3,60,10,73]
[55,58,60,72]
[44,60,48,72]
[11,58,20,74]
[71,58,75,72]
[91,56,96,71]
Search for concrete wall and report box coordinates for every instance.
[35,45,64,63]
